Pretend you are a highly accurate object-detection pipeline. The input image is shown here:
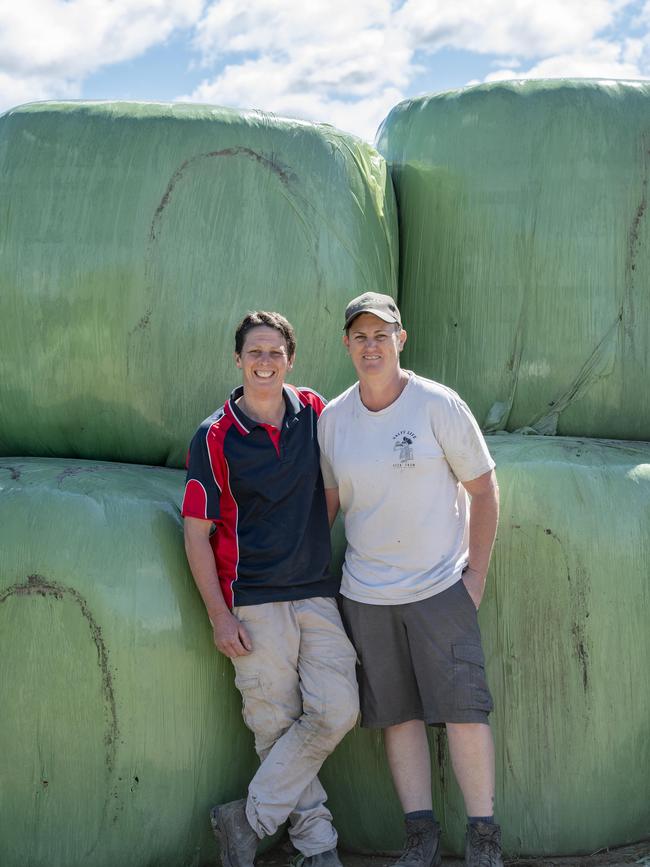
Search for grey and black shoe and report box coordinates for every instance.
[391,816,441,867]
[301,848,344,867]
[465,821,503,867]
[210,799,259,867]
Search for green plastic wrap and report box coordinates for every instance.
[376,80,650,439]
[0,102,397,467]
[322,434,650,856]
[0,458,258,867]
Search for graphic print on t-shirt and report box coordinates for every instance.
[392,429,417,469]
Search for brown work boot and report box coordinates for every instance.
[392,816,441,867]
[210,799,259,867]
[465,821,503,867]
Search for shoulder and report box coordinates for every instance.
[198,404,227,430]
[190,404,232,449]
[408,373,472,415]
[318,385,358,451]
[287,384,328,416]
[319,383,357,422]
[407,374,487,442]
[185,404,231,473]
[409,373,461,403]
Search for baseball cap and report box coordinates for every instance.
[343,292,401,330]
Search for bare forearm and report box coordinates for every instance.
[184,530,230,620]
[468,486,499,578]
[184,519,251,657]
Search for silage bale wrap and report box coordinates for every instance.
[0,101,397,467]
[321,434,650,857]
[376,80,650,440]
[0,458,257,867]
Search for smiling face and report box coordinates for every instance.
[344,312,407,381]
[235,325,293,395]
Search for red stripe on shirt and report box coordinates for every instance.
[288,384,327,416]
[207,419,240,608]
[225,398,250,434]
[181,479,208,519]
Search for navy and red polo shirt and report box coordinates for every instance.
[181,384,337,608]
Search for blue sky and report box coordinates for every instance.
[2,1,650,142]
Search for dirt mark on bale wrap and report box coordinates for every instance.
[0,464,22,480]
[150,147,294,242]
[0,574,119,771]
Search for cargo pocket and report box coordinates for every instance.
[233,673,278,739]
[452,644,493,712]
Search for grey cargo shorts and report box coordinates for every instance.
[341,578,493,728]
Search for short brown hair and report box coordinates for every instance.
[234,311,296,359]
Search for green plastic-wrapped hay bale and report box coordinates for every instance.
[0,101,397,467]
[0,458,257,867]
[322,434,650,856]
[377,80,650,439]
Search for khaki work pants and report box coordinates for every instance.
[231,596,359,856]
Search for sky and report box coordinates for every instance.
[1,0,650,143]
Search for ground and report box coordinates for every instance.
[258,838,650,867]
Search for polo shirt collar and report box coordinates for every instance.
[226,385,301,435]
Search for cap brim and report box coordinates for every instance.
[344,308,400,329]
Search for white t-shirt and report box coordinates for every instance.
[318,372,495,605]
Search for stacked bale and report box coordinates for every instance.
[0,459,258,867]
[0,102,398,867]
[0,101,397,467]
[321,80,650,858]
[323,435,650,856]
[376,79,650,440]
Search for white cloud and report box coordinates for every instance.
[484,37,649,82]
[184,58,404,142]
[0,0,204,113]
[397,0,631,57]
[193,0,395,60]
[2,0,649,141]
[180,0,413,140]
[180,0,648,142]
[0,71,80,113]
